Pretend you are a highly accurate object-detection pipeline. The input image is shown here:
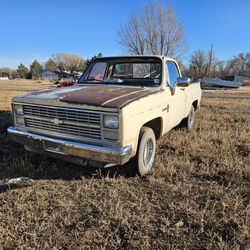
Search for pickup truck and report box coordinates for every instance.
[8,56,202,176]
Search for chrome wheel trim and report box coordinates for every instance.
[143,138,155,168]
[189,109,194,127]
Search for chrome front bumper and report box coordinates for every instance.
[7,126,132,165]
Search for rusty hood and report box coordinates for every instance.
[13,84,160,109]
[59,84,159,108]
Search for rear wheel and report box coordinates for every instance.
[133,126,156,176]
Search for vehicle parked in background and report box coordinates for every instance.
[57,77,76,88]
[8,56,202,175]
[201,77,241,88]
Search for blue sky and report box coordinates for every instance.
[0,0,249,68]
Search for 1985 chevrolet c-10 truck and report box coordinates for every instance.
[8,56,202,175]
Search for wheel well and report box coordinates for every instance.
[192,100,199,110]
[142,117,162,140]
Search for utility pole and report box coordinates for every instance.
[208,44,213,78]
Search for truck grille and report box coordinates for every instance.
[23,105,102,140]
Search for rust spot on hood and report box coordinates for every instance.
[58,85,159,108]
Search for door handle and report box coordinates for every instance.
[162,104,170,113]
[180,88,185,91]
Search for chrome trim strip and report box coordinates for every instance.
[13,102,119,115]
[8,126,131,165]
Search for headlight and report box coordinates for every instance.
[14,105,23,116]
[103,115,119,129]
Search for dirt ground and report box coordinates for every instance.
[0,82,249,249]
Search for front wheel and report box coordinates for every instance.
[133,126,156,176]
[180,105,195,131]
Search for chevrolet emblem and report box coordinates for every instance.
[51,118,63,125]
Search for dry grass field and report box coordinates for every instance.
[0,81,249,249]
[0,80,53,110]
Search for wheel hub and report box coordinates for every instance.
[189,110,194,127]
[143,138,154,168]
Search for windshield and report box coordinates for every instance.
[78,58,162,86]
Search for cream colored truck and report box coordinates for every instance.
[8,56,201,175]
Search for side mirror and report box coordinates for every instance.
[176,77,191,87]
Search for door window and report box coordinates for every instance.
[166,61,180,87]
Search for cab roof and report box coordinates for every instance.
[94,55,175,62]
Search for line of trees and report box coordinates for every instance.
[0,53,104,80]
[0,53,89,80]
[1,1,250,81]
[1,50,249,81]
[181,51,250,81]
[0,60,49,80]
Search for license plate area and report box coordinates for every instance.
[43,140,64,154]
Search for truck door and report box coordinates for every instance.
[163,60,186,130]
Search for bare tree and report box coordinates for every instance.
[52,53,66,73]
[117,1,185,58]
[52,53,86,74]
[189,50,208,80]
[118,13,146,55]
[0,67,15,79]
[233,53,250,75]
[216,59,238,78]
[245,53,250,75]
[64,54,85,74]
[186,51,250,80]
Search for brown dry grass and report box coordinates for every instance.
[0,84,249,249]
[243,80,250,87]
[0,79,54,110]
[0,79,53,91]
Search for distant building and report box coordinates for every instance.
[0,77,9,80]
[226,75,250,83]
[234,75,250,83]
[41,71,81,81]
[41,71,60,81]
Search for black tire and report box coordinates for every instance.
[133,126,156,176]
[181,105,195,130]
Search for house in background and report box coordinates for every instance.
[41,71,60,81]
[234,75,250,83]
[226,75,250,83]
[41,70,82,82]
[0,77,9,80]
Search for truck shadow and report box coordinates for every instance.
[0,145,136,181]
[0,110,136,181]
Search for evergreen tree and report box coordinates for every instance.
[17,64,29,79]
[85,53,103,68]
[45,59,57,71]
[30,60,42,79]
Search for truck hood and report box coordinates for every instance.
[13,84,160,109]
